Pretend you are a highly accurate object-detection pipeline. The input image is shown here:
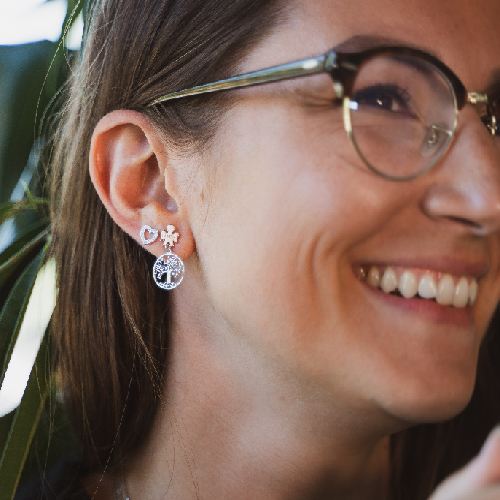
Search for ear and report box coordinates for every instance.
[89,110,195,260]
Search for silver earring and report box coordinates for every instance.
[140,225,159,245]
[139,224,184,290]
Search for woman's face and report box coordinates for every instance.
[184,0,500,425]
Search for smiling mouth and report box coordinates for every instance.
[356,265,478,308]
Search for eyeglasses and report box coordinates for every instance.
[148,46,500,181]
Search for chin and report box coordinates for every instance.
[385,377,477,425]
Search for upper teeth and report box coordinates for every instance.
[361,266,478,307]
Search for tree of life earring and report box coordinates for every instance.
[140,224,185,290]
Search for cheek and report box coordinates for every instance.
[193,101,489,422]
[195,105,406,375]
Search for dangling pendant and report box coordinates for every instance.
[153,248,184,290]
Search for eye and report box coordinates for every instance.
[351,84,415,116]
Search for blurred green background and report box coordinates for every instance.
[0,1,87,498]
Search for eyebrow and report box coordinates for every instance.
[333,35,439,84]
[338,35,500,94]
[332,35,434,54]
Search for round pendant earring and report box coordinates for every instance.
[153,225,184,290]
[153,248,185,290]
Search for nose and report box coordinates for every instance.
[421,107,500,237]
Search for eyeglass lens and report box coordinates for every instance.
[346,53,457,180]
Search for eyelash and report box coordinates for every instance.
[351,84,413,114]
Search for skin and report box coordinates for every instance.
[88,0,500,498]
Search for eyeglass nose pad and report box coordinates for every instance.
[482,114,497,137]
[332,81,344,99]
[420,125,453,158]
[467,92,499,137]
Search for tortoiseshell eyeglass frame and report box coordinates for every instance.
[148,46,499,181]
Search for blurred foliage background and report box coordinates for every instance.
[0,1,88,498]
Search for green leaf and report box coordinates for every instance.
[0,218,49,269]
[61,0,86,46]
[0,412,15,473]
[0,203,16,225]
[0,42,56,204]
[0,227,50,293]
[0,338,49,500]
[0,250,44,385]
[43,0,86,107]
[0,198,49,228]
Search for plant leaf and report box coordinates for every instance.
[0,251,55,499]
[0,250,45,386]
[0,257,56,418]
[0,228,50,294]
[0,198,49,228]
[0,43,56,204]
[0,203,16,225]
[43,0,86,104]
[0,218,49,269]
[0,338,49,500]
[61,0,86,46]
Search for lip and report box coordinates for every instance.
[362,282,474,327]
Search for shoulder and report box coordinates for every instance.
[14,454,90,500]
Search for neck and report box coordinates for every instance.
[118,287,394,500]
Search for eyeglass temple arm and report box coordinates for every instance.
[148,52,337,106]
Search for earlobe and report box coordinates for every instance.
[89,110,195,261]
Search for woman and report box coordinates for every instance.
[36,0,500,498]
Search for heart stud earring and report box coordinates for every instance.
[140,225,159,245]
[139,224,184,290]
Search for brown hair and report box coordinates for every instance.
[49,0,288,471]
[49,0,500,496]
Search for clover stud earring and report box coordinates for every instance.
[140,224,185,290]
